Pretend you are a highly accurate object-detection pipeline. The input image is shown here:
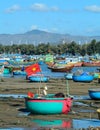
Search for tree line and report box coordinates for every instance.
[0,39,100,56]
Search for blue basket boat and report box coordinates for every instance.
[88,88,100,99]
[28,75,49,82]
[3,68,10,74]
[64,73,73,80]
[13,70,26,75]
[72,72,94,83]
[25,93,73,115]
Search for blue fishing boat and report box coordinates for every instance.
[3,68,10,74]
[38,60,44,65]
[13,70,26,76]
[88,88,100,99]
[72,72,94,82]
[0,65,10,74]
[28,75,49,82]
[64,73,73,80]
[93,73,99,79]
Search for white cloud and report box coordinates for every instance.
[30,3,59,12]
[31,3,49,11]
[30,25,38,30]
[5,4,20,13]
[85,5,100,13]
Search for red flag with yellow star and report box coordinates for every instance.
[25,63,41,76]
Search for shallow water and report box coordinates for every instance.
[73,118,100,129]
[1,118,100,129]
[0,94,90,100]
[0,94,27,98]
[0,128,37,130]
[0,64,99,79]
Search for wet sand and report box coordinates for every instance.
[0,77,100,129]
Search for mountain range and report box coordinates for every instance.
[0,29,100,45]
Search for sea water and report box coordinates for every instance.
[0,63,99,79]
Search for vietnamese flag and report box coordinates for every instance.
[25,63,41,76]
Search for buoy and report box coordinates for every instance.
[97,109,100,119]
[43,90,47,95]
[44,86,48,90]
[27,92,34,98]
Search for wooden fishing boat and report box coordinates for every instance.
[73,62,83,67]
[25,93,72,115]
[88,88,100,99]
[5,66,23,72]
[82,61,100,67]
[72,72,94,82]
[49,64,74,72]
[7,60,35,66]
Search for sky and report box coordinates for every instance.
[0,0,100,36]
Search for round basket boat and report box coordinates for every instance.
[88,88,100,99]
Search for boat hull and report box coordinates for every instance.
[72,75,94,82]
[83,62,100,67]
[64,73,73,80]
[25,97,72,114]
[88,89,100,99]
[29,76,49,82]
[50,65,73,72]
[3,68,10,74]
[72,72,94,83]
[13,71,26,75]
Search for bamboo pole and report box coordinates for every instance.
[66,79,70,97]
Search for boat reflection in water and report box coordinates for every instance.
[32,119,71,129]
[32,118,100,129]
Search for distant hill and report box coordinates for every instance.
[0,29,100,45]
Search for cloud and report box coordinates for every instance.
[30,3,59,12]
[30,25,38,30]
[30,3,78,13]
[85,5,100,13]
[5,4,20,13]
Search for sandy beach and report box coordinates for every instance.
[0,77,100,129]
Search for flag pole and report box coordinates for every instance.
[38,64,42,97]
[66,79,70,97]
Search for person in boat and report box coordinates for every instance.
[21,66,24,71]
[54,92,65,98]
